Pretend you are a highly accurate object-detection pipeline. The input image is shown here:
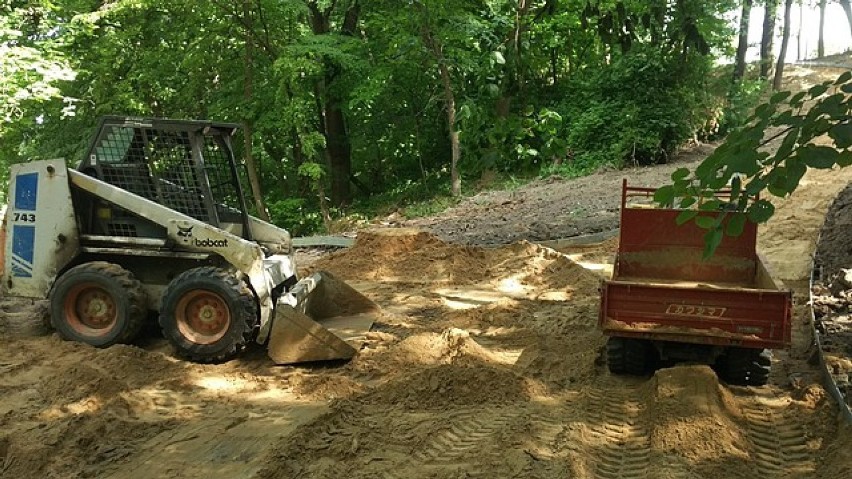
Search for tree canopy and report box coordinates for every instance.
[1,0,838,234]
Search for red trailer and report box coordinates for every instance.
[599,180,793,385]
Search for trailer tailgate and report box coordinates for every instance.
[599,279,792,349]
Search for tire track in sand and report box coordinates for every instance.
[586,385,651,479]
[412,408,519,463]
[741,398,815,478]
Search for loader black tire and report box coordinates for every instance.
[718,348,771,386]
[159,267,258,363]
[49,262,147,347]
[606,337,655,376]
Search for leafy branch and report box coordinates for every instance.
[656,70,852,257]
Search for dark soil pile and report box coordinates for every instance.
[813,182,852,409]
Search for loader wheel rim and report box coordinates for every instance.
[64,282,118,336]
[175,290,231,345]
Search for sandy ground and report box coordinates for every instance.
[1,63,852,478]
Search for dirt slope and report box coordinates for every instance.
[1,61,851,478]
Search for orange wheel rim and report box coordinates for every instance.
[63,282,118,337]
[175,290,230,345]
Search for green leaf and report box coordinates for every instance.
[676,209,699,225]
[754,103,775,120]
[770,91,791,104]
[654,185,675,205]
[730,175,742,200]
[835,71,851,85]
[698,199,722,211]
[809,83,829,98]
[802,145,838,169]
[829,123,852,148]
[790,91,807,105]
[671,167,690,181]
[747,199,775,223]
[678,196,697,209]
[726,213,747,237]
[726,150,761,175]
[703,228,723,259]
[492,51,506,65]
[744,177,767,196]
[774,127,799,161]
[695,215,716,229]
[837,150,852,167]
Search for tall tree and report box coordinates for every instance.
[242,0,270,221]
[415,1,461,196]
[759,0,778,79]
[841,0,852,39]
[306,0,360,207]
[733,0,753,84]
[773,0,794,90]
[818,0,826,58]
[797,0,803,60]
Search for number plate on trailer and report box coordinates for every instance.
[665,304,726,318]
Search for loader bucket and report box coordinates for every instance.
[267,271,379,364]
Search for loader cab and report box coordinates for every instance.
[76,116,253,241]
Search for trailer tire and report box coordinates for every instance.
[159,267,258,363]
[719,348,771,386]
[607,337,655,376]
[49,262,147,347]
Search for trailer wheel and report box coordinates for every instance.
[159,267,258,363]
[606,337,655,376]
[49,262,147,347]
[719,348,771,386]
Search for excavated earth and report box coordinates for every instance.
[1,63,852,478]
[813,183,852,410]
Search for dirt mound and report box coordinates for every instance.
[815,182,852,279]
[314,228,489,283]
[360,328,505,368]
[36,341,183,405]
[813,182,852,410]
[314,229,601,295]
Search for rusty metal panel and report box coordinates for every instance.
[601,281,792,349]
[617,208,758,283]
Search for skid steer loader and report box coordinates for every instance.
[0,116,379,364]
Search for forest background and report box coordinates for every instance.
[2,0,851,235]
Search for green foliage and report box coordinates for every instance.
[268,198,324,237]
[561,46,716,168]
[658,71,852,257]
[0,0,750,231]
[719,79,767,134]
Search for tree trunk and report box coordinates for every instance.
[759,0,778,79]
[417,6,461,197]
[773,0,794,90]
[797,0,803,61]
[841,0,852,42]
[242,0,270,221]
[733,0,753,84]
[306,1,358,207]
[818,0,826,58]
[435,47,461,197]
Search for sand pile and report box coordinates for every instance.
[313,228,489,283]
[313,229,601,295]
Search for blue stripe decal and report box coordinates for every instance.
[11,225,34,278]
[14,173,38,211]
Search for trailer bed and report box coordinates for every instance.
[599,182,793,351]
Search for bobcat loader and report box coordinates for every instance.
[0,116,378,364]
